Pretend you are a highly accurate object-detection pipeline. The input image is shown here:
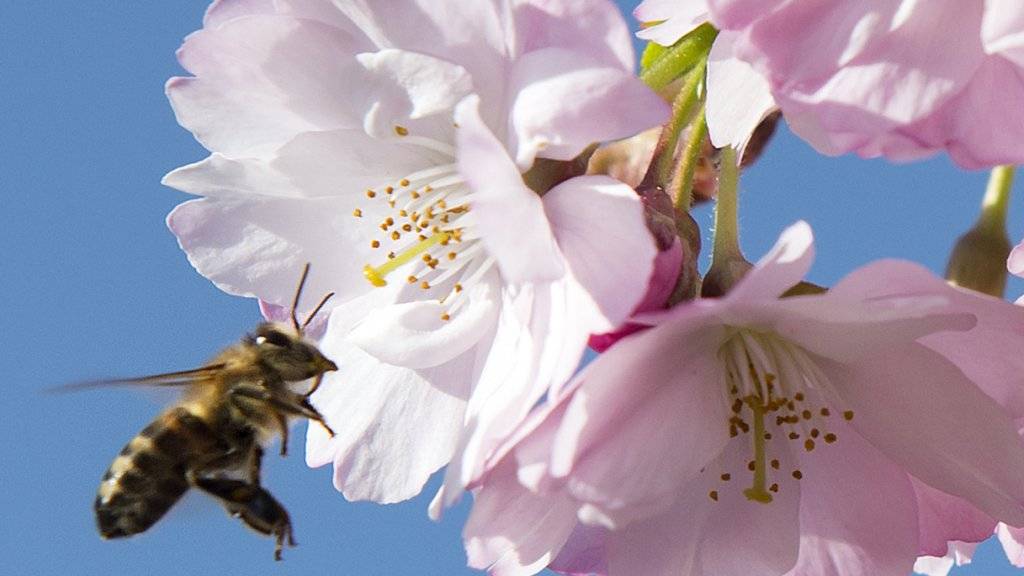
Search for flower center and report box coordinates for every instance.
[352,125,495,320]
[710,328,854,504]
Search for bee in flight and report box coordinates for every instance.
[87,265,337,560]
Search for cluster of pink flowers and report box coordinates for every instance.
[161,0,1024,574]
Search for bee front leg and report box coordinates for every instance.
[191,476,296,561]
[230,384,335,438]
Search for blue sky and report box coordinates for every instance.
[2,1,1021,574]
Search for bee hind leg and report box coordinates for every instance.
[191,476,296,561]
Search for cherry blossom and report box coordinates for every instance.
[163,0,667,503]
[637,0,1024,168]
[463,222,1024,576]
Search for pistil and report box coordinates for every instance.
[363,232,452,287]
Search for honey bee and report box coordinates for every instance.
[88,265,338,560]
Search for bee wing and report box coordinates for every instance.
[50,364,227,393]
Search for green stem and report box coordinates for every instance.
[712,147,741,264]
[641,63,706,192]
[640,23,717,91]
[670,106,707,211]
[977,165,1015,235]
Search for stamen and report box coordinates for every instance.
[742,401,773,504]
[363,232,451,287]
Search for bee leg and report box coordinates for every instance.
[249,445,264,486]
[230,384,336,438]
[191,476,296,561]
[274,410,289,457]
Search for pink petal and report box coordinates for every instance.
[766,259,975,363]
[699,441,801,576]
[166,196,381,309]
[1010,240,1024,277]
[168,15,370,157]
[203,0,275,27]
[507,50,669,167]
[983,0,1024,67]
[706,0,787,29]
[515,0,636,72]
[725,220,815,303]
[743,1,982,126]
[305,310,470,503]
[893,56,1024,169]
[551,318,731,526]
[825,259,1024,415]
[543,175,657,333]
[346,272,500,370]
[463,460,579,576]
[607,440,800,576]
[589,239,684,352]
[785,423,918,576]
[819,342,1024,525]
[912,478,995,557]
[607,489,712,576]
[548,523,608,575]
[454,95,565,284]
[705,32,777,156]
[997,523,1024,567]
[635,0,710,46]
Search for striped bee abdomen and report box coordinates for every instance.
[95,407,221,539]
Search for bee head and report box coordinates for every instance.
[250,323,338,382]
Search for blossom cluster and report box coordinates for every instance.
[161,0,1024,574]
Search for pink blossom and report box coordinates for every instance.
[710,0,1024,168]
[163,0,667,504]
[465,222,1024,576]
[638,0,1024,168]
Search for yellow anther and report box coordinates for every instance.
[394,125,409,136]
[366,189,376,198]
[400,178,410,187]
[353,208,363,217]
[843,410,855,421]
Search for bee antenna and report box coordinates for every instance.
[290,263,312,333]
[301,292,335,332]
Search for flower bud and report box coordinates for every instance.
[946,225,1011,298]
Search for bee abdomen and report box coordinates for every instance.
[95,407,219,539]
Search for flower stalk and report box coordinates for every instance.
[703,147,751,297]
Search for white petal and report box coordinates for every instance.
[542,175,656,333]
[305,311,472,503]
[166,196,387,308]
[168,15,370,156]
[507,49,668,168]
[356,49,473,139]
[455,94,566,284]
[706,32,778,157]
[347,275,499,369]
[163,129,440,199]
